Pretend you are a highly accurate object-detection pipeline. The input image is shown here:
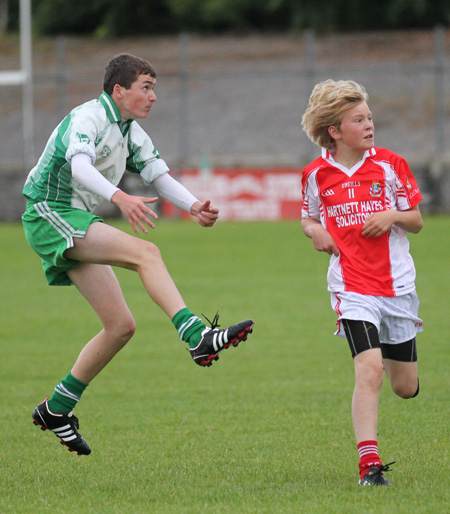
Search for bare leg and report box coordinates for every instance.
[68,262,136,384]
[352,348,384,443]
[65,222,186,319]
[383,359,418,398]
[64,222,189,383]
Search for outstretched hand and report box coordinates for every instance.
[191,200,219,227]
[111,190,159,234]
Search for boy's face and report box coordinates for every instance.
[331,101,374,154]
[113,74,157,120]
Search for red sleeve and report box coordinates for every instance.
[377,148,423,209]
[392,153,422,209]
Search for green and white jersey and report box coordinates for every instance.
[23,92,169,212]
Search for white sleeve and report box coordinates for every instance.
[153,173,199,213]
[301,170,321,221]
[71,153,120,202]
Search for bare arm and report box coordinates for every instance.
[362,205,423,238]
[301,218,340,256]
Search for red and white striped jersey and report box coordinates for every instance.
[301,147,422,297]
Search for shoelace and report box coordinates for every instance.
[375,461,396,474]
[202,311,221,330]
[68,413,80,430]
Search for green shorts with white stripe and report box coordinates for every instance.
[22,200,103,286]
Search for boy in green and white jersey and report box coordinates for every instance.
[23,53,254,455]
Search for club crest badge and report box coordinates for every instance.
[370,181,382,197]
[99,145,111,158]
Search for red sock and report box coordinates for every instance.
[357,440,383,479]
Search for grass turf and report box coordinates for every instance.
[0,217,449,513]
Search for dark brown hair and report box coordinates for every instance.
[103,53,156,95]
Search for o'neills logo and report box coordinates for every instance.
[370,181,382,197]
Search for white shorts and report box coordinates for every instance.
[331,291,423,344]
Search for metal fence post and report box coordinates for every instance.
[434,25,445,157]
[178,33,190,168]
[57,35,67,120]
[20,0,34,168]
[303,29,316,159]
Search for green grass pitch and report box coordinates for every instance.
[0,217,449,513]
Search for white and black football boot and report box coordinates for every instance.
[32,399,91,455]
[189,313,254,367]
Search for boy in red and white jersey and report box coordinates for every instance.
[301,80,423,486]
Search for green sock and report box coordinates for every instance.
[47,371,89,415]
[172,308,206,348]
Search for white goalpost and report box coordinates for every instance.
[0,0,34,166]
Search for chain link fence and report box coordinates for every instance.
[1,29,449,220]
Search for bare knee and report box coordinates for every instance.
[106,313,136,348]
[392,379,419,399]
[123,239,164,272]
[139,241,162,265]
[121,316,136,342]
[384,360,419,399]
[355,353,385,392]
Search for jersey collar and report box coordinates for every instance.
[321,146,377,161]
[99,92,122,122]
[99,92,133,136]
[321,147,377,176]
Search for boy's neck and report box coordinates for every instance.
[333,150,365,169]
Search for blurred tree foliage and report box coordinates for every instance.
[6,0,450,36]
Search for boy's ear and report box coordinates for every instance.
[112,83,124,99]
[328,125,340,141]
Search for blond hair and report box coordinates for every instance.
[301,80,369,150]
